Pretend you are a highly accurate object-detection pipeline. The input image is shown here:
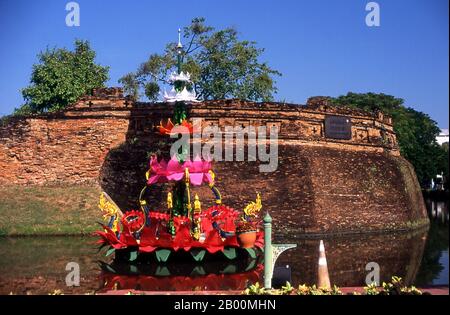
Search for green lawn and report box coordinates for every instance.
[0,185,103,236]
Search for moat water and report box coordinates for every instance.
[0,199,448,294]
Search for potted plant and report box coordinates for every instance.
[236,220,258,248]
[236,194,262,248]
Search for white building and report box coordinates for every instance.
[436,129,449,146]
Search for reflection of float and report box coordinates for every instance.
[95,30,264,264]
[98,260,263,292]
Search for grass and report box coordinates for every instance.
[0,184,102,236]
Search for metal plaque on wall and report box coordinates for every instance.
[324,115,352,140]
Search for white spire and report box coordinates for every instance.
[163,86,199,103]
[161,28,199,103]
[168,71,191,83]
[177,28,183,48]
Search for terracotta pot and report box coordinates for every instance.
[237,230,257,248]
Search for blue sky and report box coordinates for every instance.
[0,0,448,128]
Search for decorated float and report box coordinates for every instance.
[95,30,264,264]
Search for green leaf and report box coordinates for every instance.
[222,247,237,260]
[190,249,206,262]
[105,248,115,257]
[155,249,171,262]
[20,40,109,114]
[129,251,138,262]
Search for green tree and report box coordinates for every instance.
[331,92,447,186]
[119,17,281,101]
[18,40,109,114]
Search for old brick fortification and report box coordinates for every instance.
[0,87,428,235]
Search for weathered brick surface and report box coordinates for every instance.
[0,116,129,184]
[0,89,428,234]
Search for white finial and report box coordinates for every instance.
[177,28,182,48]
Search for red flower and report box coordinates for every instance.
[157,119,193,135]
[121,210,145,234]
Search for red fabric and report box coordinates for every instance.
[96,206,264,253]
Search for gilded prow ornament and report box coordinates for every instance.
[98,192,123,233]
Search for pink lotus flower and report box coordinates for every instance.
[148,156,213,186]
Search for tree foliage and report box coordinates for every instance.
[331,92,448,187]
[119,17,281,102]
[18,40,109,114]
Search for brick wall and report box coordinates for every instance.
[0,88,428,234]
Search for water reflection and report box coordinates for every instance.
[0,199,447,294]
[415,199,449,286]
[0,237,104,294]
[274,199,448,287]
[425,199,449,224]
[274,229,428,287]
[98,260,263,292]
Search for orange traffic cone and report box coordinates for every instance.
[317,240,331,289]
